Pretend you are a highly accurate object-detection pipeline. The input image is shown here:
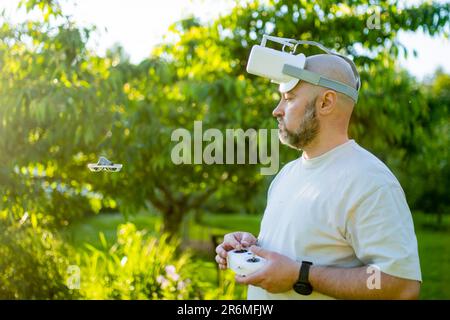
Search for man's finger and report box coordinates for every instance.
[241,233,257,247]
[223,234,242,250]
[235,274,251,285]
[216,241,236,252]
[216,244,233,258]
[235,270,264,286]
[215,245,226,256]
[250,245,271,258]
[215,254,226,266]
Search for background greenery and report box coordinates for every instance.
[62,211,449,300]
[0,0,448,299]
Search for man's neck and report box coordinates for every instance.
[302,132,349,160]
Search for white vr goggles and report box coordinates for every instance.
[246,35,360,103]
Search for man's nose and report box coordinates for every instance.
[272,100,285,118]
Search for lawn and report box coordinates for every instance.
[62,211,450,299]
[411,212,450,299]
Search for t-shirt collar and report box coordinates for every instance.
[300,139,356,169]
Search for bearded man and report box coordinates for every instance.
[215,54,422,300]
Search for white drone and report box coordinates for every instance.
[87,156,123,172]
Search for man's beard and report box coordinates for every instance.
[278,99,319,150]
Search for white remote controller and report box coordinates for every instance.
[227,248,266,277]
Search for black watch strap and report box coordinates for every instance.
[299,261,312,283]
[293,261,313,295]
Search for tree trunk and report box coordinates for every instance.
[151,186,217,237]
[437,211,443,229]
[162,206,184,237]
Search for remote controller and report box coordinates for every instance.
[227,248,266,277]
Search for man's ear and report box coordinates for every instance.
[316,90,337,115]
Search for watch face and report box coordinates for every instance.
[294,282,313,295]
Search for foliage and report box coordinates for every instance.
[162,0,448,207]
[65,211,450,299]
[1,0,448,301]
[0,4,119,228]
[63,0,449,233]
[0,0,448,235]
[401,70,450,216]
[78,223,236,299]
[0,216,78,299]
[121,0,450,230]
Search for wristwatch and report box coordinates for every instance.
[293,261,313,295]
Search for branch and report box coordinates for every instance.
[187,186,218,209]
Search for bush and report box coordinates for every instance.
[79,223,213,299]
[0,218,79,299]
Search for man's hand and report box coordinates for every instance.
[235,246,421,299]
[215,232,257,270]
[234,246,301,294]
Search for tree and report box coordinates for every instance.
[0,1,122,228]
[0,0,122,297]
[1,0,449,237]
[402,70,450,225]
[108,0,449,234]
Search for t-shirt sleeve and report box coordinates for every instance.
[346,184,422,281]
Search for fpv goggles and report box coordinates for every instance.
[246,35,360,103]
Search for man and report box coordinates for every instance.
[215,54,422,299]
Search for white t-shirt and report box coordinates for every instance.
[248,140,422,300]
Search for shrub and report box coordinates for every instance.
[79,223,210,299]
[0,217,79,299]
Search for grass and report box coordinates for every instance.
[62,211,450,299]
[411,212,450,299]
[61,211,160,249]
[62,212,262,253]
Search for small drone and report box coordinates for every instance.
[87,156,123,172]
